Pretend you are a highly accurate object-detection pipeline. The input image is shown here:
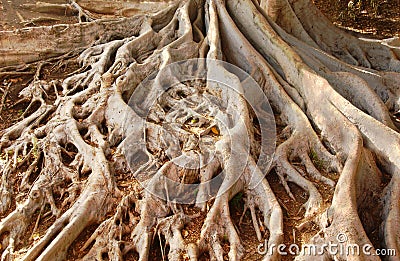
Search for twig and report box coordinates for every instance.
[23,17,61,26]
[15,11,25,23]
[159,231,166,261]
[293,229,296,244]
[30,204,45,240]
[277,198,292,217]
[0,82,11,118]
[0,71,34,77]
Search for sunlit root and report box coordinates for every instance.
[0,0,399,260]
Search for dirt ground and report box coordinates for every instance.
[0,1,399,260]
[313,0,400,38]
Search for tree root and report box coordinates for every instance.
[21,2,75,16]
[0,0,399,260]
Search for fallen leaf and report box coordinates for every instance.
[211,126,219,135]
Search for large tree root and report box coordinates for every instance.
[0,0,399,260]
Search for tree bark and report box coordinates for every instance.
[0,0,399,260]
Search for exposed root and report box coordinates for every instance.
[21,2,75,16]
[0,81,10,118]
[0,0,399,260]
[69,0,95,23]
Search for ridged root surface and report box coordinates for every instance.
[0,0,399,260]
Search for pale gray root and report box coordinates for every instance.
[0,79,57,214]
[263,0,400,72]
[218,0,339,221]
[0,70,121,260]
[77,0,178,18]
[0,176,52,261]
[382,174,400,261]
[274,135,325,218]
[21,2,76,16]
[81,3,285,260]
[69,0,95,22]
[21,0,178,19]
[1,0,400,260]
[0,82,10,117]
[225,0,400,259]
[256,0,400,117]
[194,154,221,211]
[196,9,284,260]
[0,4,178,67]
[267,19,400,128]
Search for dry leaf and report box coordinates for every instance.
[211,126,219,135]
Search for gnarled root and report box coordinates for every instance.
[1,0,400,260]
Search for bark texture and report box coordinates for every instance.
[0,0,399,260]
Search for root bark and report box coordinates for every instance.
[0,0,399,260]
